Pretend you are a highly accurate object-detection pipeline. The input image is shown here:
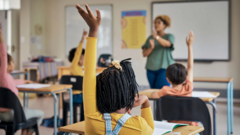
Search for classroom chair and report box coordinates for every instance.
[59,75,84,126]
[156,96,211,135]
[0,87,39,135]
[97,54,112,67]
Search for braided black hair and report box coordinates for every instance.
[96,58,139,113]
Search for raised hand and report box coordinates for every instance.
[152,29,157,39]
[186,31,194,46]
[82,29,88,38]
[75,4,101,37]
[149,39,155,49]
[0,23,3,43]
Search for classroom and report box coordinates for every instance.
[0,0,239,135]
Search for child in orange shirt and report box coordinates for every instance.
[152,31,196,126]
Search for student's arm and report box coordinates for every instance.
[70,30,87,76]
[142,39,154,57]
[76,4,101,114]
[186,31,194,82]
[0,23,7,80]
[133,95,154,132]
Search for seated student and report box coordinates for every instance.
[152,31,196,126]
[69,29,88,76]
[68,29,87,104]
[76,4,154,135]
[0,23,44,135]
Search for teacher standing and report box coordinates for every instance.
[142,15,175,89]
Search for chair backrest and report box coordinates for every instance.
[156,96,211,135]
[97,54,112,67]
[0,87,26,132]
[59,75,83,90]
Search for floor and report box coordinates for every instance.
[0,96,239,135]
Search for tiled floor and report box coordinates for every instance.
[0,96,239,135]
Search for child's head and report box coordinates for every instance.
[96,59,138,113]
[166,63,187,85]
[7,53,15,73]
[68,48,85,66]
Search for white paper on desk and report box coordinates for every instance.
[153,121,187,135]
[192,92,216,98]
[17,84,51,89]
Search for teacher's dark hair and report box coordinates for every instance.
[155,15,171,28]
[96,58,139,113]
[166,63,187,85]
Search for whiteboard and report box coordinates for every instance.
[152,0,230,61]
[65,5,112,59]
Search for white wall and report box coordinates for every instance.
[20,0,240,89]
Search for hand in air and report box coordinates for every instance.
[152,29,157,39]
[186,31,194,46]
[0,23,3,43]
[75,4,101,37]
[149,39,155,49]
[82,29,88,38]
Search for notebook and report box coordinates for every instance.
[152,121,188,135]
[192,91,216,98]
[17,84,51,89]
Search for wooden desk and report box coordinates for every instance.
[139,89,220,102]
[193,77,233,135]
[194,77,233,83]
[57,66,107,80]
[18,84,73,135]
[11,70,29,77]
[58,121,204,135]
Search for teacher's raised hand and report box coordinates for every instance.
[75,4,101,37]
[152,29,157,39]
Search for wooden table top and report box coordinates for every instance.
[57,66,107,70]
[18,84,72,92]
[194,77,233,83]
[58,121,204,135]
[11,70,28,75]
[139,89,220,102]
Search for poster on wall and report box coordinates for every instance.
[121,10,146,49]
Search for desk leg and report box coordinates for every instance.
[23,92,26,107]
[51,92,58,135]
[207,101,217,135]
[26,93,29,108]
[69,88,73,124]
[230,81,234,134]
[26,73,29,108]
[153,100,157,120]
[227,82,230,135]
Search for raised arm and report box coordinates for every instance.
[186,31,194,82]
[70,30,88,75]
[76,4,101,114]
[0,23,7,79]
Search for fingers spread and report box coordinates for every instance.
[85,4,94,17]
[76,4,88,15]
[96,9,101,22]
